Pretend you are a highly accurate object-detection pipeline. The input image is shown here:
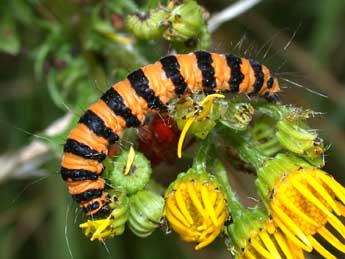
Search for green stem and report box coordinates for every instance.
[193,137,213,173]
[218,126,268,169]
[213,160,244,219]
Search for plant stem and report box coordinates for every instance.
[213,160,244,219]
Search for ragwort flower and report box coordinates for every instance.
[164,168,228,250]
[256,154,345,259]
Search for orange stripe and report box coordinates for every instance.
[238,58,252,94]
[67,178,105,195]
[113,80,148,123]
[176,54,202,93]
[271,78,280,94]
[82,193,109,216]
[89,99,125,135]
[211,53,231,91]
[141,62,177,104]
[61,153,103,174]
[68,123,108,154]
[259,65,270,95]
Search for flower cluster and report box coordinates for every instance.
[78,94,344,259]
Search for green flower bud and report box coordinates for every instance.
[255,103,324,167]
[127,9,169,39]
[105,149,152,194]
[128,190,165,237]
[219,102,255,131]
[276,119,324,167]
[174,95,222,140]
[250,117,282,157]
[163,1,206,42]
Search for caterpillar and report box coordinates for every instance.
[60,51,280,217]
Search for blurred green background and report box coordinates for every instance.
[0,0,344,258]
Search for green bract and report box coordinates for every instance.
[163,1,206,42]
[128,190,165,237]
[127,9,168,39]
[106,150,152,194]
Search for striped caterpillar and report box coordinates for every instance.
[60,51,280,217]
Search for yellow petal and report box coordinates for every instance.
[276,193,319,227]
[124,145,135,176]
[305,174,340,215]
[177,117,195,158]
[166,197,191,227]
[175,187,194,225]
[251,237,276,259]
[186,181,206,219]
[259,231,282,259]
[308,235,337,259]
[271,204,311,247]
[273,231,294,259]
[318,226,345,253]
[201,184,218,226]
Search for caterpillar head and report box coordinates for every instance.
[265,75,280,102]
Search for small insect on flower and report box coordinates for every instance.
[256,154,345,259]
[164,168,228,250]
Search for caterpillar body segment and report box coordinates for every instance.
[60,51,281,216]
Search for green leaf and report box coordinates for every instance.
[0,15,20,55]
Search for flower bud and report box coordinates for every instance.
[105,149,152,194]
[219,102,255,131]
[128,190,165,237]
[126,8,168,39]
[163,1,207,42]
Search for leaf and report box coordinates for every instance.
[0,15,20,55]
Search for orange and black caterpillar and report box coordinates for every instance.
[60,51,280,217]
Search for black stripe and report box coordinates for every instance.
[64,139,106,162]
[73,189,103,202]
[79,110,118,144]
[248,59,264,96]
[127,69,164,109]
[225,54,244,93]
[101,87,140,127]
[194,51,216,94]
[267,77,274,89]
[83,201,100,213]
[91,204,111,218]
[160,55,188,95]
[60,167,100,181]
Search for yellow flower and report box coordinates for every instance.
[164,169,228,250]
[79,192,129,241]
[269,167,345,258]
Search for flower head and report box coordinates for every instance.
[257,154,345,258]
[164,169,228,250]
